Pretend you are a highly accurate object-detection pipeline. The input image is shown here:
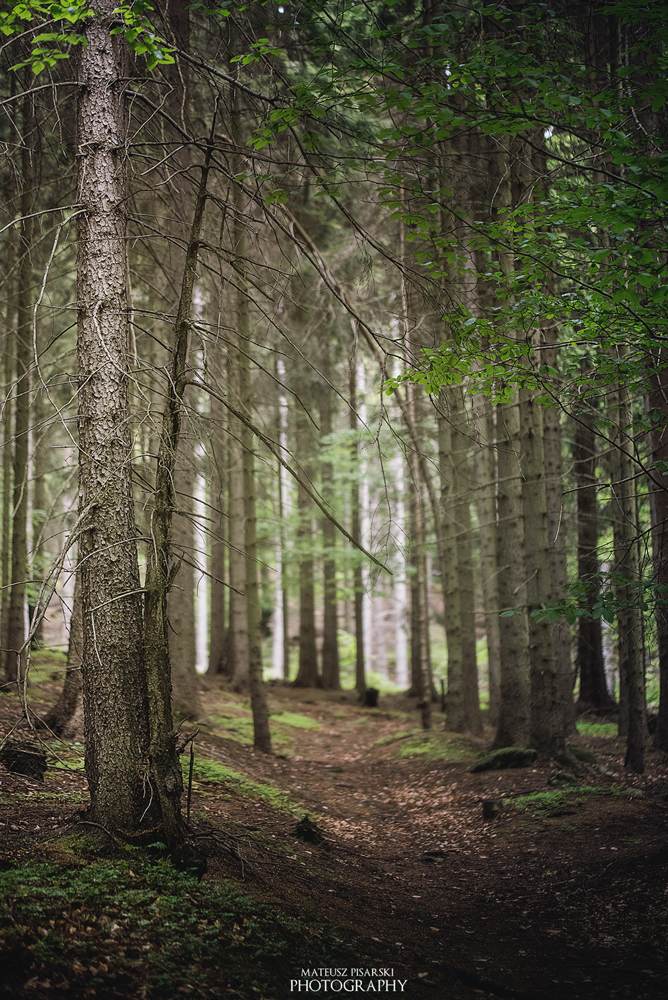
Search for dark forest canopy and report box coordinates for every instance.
[0,0,667,843]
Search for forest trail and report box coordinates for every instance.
[1,672,667,1000]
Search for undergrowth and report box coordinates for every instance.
[0,857,360,997]
[184,758,298,813]
[576,721,618,738]
[374,730,474,761]
[509,786,608,815]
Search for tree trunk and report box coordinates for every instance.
[1,217,16,682]
[6,94,34,685]
[438,404,464,730]
[493,395,531,748]
[452,391,481,734]
[542,331,575,734]
[574,399,615,711]
[77,6,162,840]
[521,384,566,759]
[168,461,202,719]
[648,363,668,751]
[472,391,501,725]
[320,350,340,690]
[349,359,366,697]
[609,377,647,772]
[293,400,320,690]
[208,370,227,676]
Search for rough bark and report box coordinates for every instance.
[438,406,464,730]
[208,376,227,676]
[493,396,531,749]
[1,219,15,681]
[77,5,160,839]
[521,384,566,759]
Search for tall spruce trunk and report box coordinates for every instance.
[6,95,34,684]
[168,461,202,719]
[493,396,531,748]
[1,213,16,681]
[648,364,668,750]
[438,405,464,730]
[574,399,615,711]
[293,400,320,689]
[520,385,566,758]
[542,331,575,734]
[472,391,501,725]
[609,378,647,772]
[349,359,366,696]
[76,5,161,839]
[320,353,340,690]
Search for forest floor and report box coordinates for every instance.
[1,660,667,1000]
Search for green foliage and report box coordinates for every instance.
[0,0,175,74]
[0,857,359,995]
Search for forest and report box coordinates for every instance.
[0,1,667,998]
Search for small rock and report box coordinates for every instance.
[295,815,326,846]
[482,799,503,821]
[624,787,644,799]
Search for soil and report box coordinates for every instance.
[1,674,667,1000]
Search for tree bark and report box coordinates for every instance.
[574,399,615,711]
[6,94,34,685]
[293,399,320,689]
[77,4,161,840]
[168,461,202,719]
[349,359,366,697]
[521,384,566,758]
[320,348,340,690]
[493,395,531,749]
[609,377,647,772]
[648,363,668,750]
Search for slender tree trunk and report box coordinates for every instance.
[574,399,615,711]
[609,377,647,772]
[320,349,340,689]
[168,461,202,718]
[6,94,34,684]
[542,332,575,734]
[208,371,227,676]
[349,359,366,697]
[293,402,320,689]
[473,391,501,725]
[1,220,16,681]
[493,396,531,748]
[452,392,481,734]
[438,405,464,730]
[521,384,566,758]
[648,363,668,750]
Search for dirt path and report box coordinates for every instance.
[1,678,667,999]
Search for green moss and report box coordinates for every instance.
[375,730,475,761]
[576,721,618,738]
[270,712,321,730]
[0,858,361,997]
[510,786,606,815]
[183,758,297,812]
